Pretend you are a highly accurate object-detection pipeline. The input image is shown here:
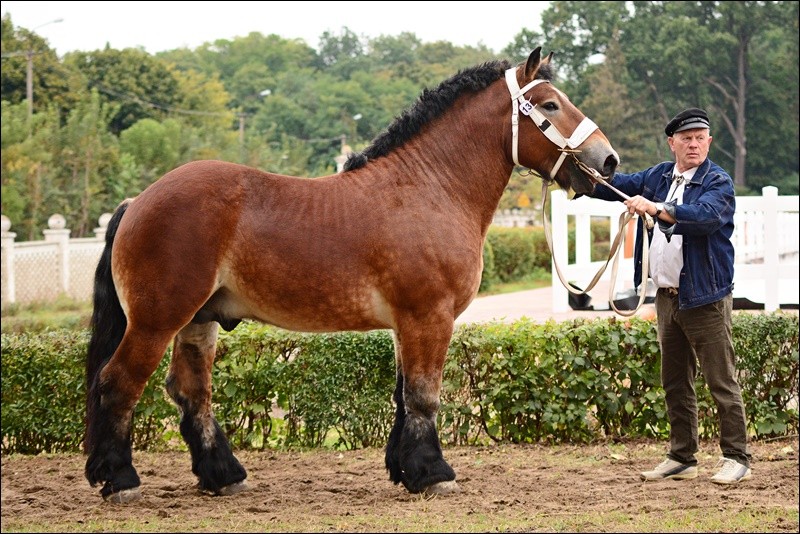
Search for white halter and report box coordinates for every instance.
[504,67,599,177]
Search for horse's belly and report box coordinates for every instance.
[222,279,394,333]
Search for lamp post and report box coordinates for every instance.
[25,18,64,126]
[238,89,272,163]
[351,113,362,143]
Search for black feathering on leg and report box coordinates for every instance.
[385,373,406,484]
[171,386,247,494]
[396,415,455,493]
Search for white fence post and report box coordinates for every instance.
[761,186,779,311]
[42,214,71,297]
[1,215,17,304]
[94,213,113,242]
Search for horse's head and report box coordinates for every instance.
[507,47,619,195]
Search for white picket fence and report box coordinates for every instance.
[550,186,800,313]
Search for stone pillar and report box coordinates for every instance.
[1,215,17,303]
[94,212,113,242]
[334,142,353,173]
[42,214,71,296]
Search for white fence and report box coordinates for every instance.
[1,213,111,305]
[550,186,800,313]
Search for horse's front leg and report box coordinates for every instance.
[385,317,459,495]
[166,322,247,495]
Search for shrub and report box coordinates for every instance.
[2,312,796,454]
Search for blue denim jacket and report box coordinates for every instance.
[587,158,736,309]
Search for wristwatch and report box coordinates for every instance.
[653,203,664,217]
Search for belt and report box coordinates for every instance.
[662,287,679,296]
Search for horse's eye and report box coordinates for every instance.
[542,102,558,112]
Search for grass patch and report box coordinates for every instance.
[0,295,92,334]
[478,272,551,296]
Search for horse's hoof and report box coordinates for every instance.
[103,488,141,503]
[423,480,460,496]
[217,481,248,496]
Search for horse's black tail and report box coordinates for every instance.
[85,200,130,454]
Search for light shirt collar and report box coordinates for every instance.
[673,166,698,182]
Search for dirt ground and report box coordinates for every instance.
[2,437,798,533]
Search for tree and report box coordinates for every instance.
[538,0,797,190]
[57,90,119,236]
[502,28,547,65]
[539,1,632,85]
[119,118,181,186]
[577,32,659,172]
[0,100,60,239]
[64,48,181,135]
[1,14,82,121]
[743,3,799,194]
[697,1,788,188]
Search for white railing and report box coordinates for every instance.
[1,213,111,305]
[550,186,799,313]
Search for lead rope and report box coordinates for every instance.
[541,178,652,317]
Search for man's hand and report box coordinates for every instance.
[624,195,657,217]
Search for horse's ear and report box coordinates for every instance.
[524,47,543,79]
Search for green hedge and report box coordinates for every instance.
[2,312,797,454]
[481,223,612,291]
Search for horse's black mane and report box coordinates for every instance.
[342,58,554,171]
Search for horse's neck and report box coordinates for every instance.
[381,93,514,229]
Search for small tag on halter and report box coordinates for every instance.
[519,99,534,116]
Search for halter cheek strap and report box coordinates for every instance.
[504,67,599,177]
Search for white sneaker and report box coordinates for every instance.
[640,458,698,481]
[710,457,751,485]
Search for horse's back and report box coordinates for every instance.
[111,161,395,331]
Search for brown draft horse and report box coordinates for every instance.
[85,47,619,502]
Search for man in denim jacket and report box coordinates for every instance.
[586,108,751,484]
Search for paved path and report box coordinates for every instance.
[457,281,798,324]
[456,280,649,324]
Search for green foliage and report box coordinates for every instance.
[276,330,396,449]
[214,324,292,449]
[119,118,181,179]
[482,222,611,287]
[732,312,799,437]
[0,327,178,454]
[444,318,663,445]
[543,1,798,192]
[559,317,664,438]
[478,238,498,292]
[2,312,796,455]
[1,330,88,453]
[486,227,550,283]
[64,48,181,135]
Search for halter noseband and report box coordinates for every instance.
[504,67,599,178]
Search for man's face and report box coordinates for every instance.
[668,128,712,172]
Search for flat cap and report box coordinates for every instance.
[665,107,710,136]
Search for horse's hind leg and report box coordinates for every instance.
[166,321,247,495]
[385,316,459,495]
[85,329,174,502]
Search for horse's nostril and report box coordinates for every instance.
[604,154,618,176]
